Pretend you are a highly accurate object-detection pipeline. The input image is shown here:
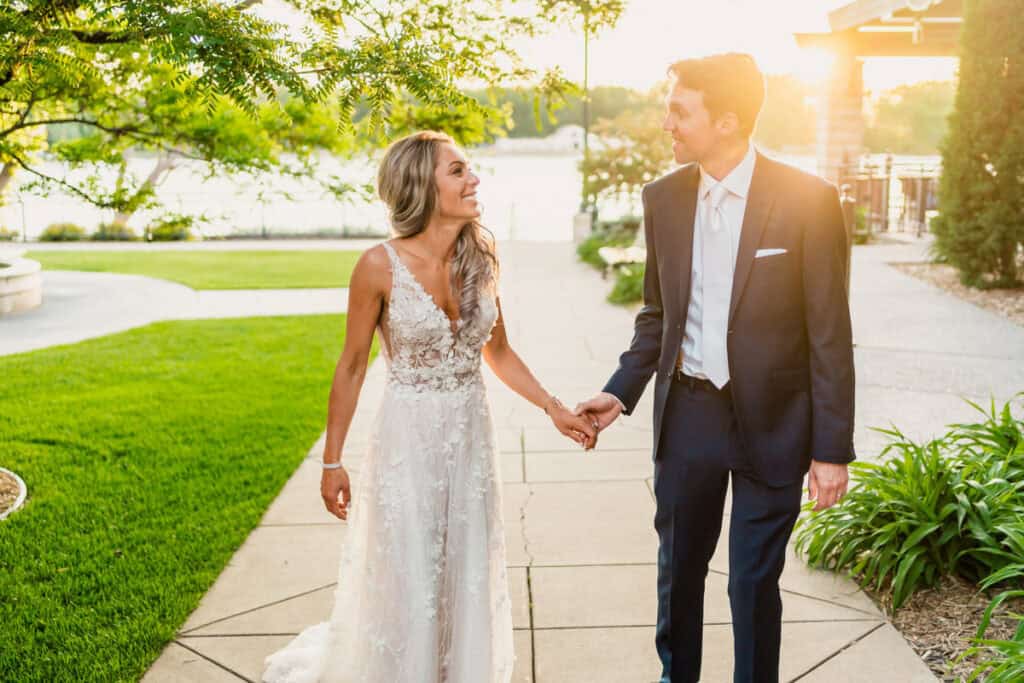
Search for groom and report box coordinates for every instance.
[577,53,855,683]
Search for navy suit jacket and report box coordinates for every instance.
[602,153,856,486]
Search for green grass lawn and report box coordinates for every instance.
[26,250,362,289]
[0,315,363,682]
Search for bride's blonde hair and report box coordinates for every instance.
[377,131,498,333]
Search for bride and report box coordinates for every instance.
[262,131,597,682]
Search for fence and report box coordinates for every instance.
[839,154,941,238]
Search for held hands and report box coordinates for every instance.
[545,396,598,450]
[807,460,848,511]
[321,465,352,521]
[572,392,625,450]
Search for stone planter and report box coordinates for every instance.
[0,467,27,520]
[0,249,42,316]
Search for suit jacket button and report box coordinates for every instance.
[728,329,734,335]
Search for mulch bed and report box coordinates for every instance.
[867,575,1024,681]
[891,262,1024,327]
[0,469,23,517]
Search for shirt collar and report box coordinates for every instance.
[699,142,757,201]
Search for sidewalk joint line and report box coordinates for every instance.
[173,638,253,682]
[787,621,885,682]
[179,582,336,635]
[182,632,301,637]
[777,587,883,618]
[526,566,538,683]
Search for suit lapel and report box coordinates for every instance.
[670,165,700,320]
[728,153,776,324]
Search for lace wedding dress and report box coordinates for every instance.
[262,241,514,683]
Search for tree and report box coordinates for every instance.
[538,0,626,207]
[754,75,816,153]
[582,109,674,215]
[864,81,955,154]
[932,0,1024,288]
[468,85,661,138]
[37,56,362,231]
[0,0,623,214]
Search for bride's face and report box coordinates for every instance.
[433,143,481,221]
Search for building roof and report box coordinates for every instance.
[795,0,962,57]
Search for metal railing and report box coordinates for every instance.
[839,154,941,238]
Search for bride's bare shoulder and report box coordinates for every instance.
[350,243,394,293]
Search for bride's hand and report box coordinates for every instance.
[545,397,597,450]
[321,466,352,521]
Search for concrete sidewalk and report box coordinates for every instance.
[136,236,1024,682]
[0,271,348,356]
[3,238,377,355]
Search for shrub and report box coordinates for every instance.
[576,223,636,270]
[91,222,138,241]
[146,215,194,241]
[794,395,1024,610]
[39,222,87,241]
[608,264,644,305]
[852,206,871,245]
[0,226,18,241]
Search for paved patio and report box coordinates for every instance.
[125,235,1024,682]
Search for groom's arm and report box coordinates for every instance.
[602,186,664,415]
[802,182,856,464]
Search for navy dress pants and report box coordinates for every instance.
[654,374,803,683]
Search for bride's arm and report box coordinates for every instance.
[320,246,389,519]
[483,298,596,448]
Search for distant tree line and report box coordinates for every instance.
[468,77,955,155]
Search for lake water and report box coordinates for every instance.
[1,150,938,242]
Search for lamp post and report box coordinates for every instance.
[581,9,590,212]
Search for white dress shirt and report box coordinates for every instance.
[680,143,756,382]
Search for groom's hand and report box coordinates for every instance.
[574,392,625,449]
[807,460,849,511]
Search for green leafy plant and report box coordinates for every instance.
[958,582,1024,682]
[39,222,86,242]
[576,223,637,270]
[91,222,137,241]
[146,215,195,242]
[608,264,644,305]
[794,395,1024,610]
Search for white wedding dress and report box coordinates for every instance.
[263,241,514,682]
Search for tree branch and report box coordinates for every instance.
[70,30,132,45]
[0,116,155,140]
[2,97,36,137]
[6,149,120,208]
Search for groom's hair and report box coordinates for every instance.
[668,53,765,137]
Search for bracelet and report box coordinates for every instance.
[543,395,564,416]
[322,461,343,470]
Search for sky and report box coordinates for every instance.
[256,0,959,93]
[516,0,958,92]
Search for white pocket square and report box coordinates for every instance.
[754,248,787,258]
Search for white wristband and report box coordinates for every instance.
[322,461,343,470]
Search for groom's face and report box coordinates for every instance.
[663,83,719,165]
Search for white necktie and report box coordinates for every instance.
[702,183,731,389]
